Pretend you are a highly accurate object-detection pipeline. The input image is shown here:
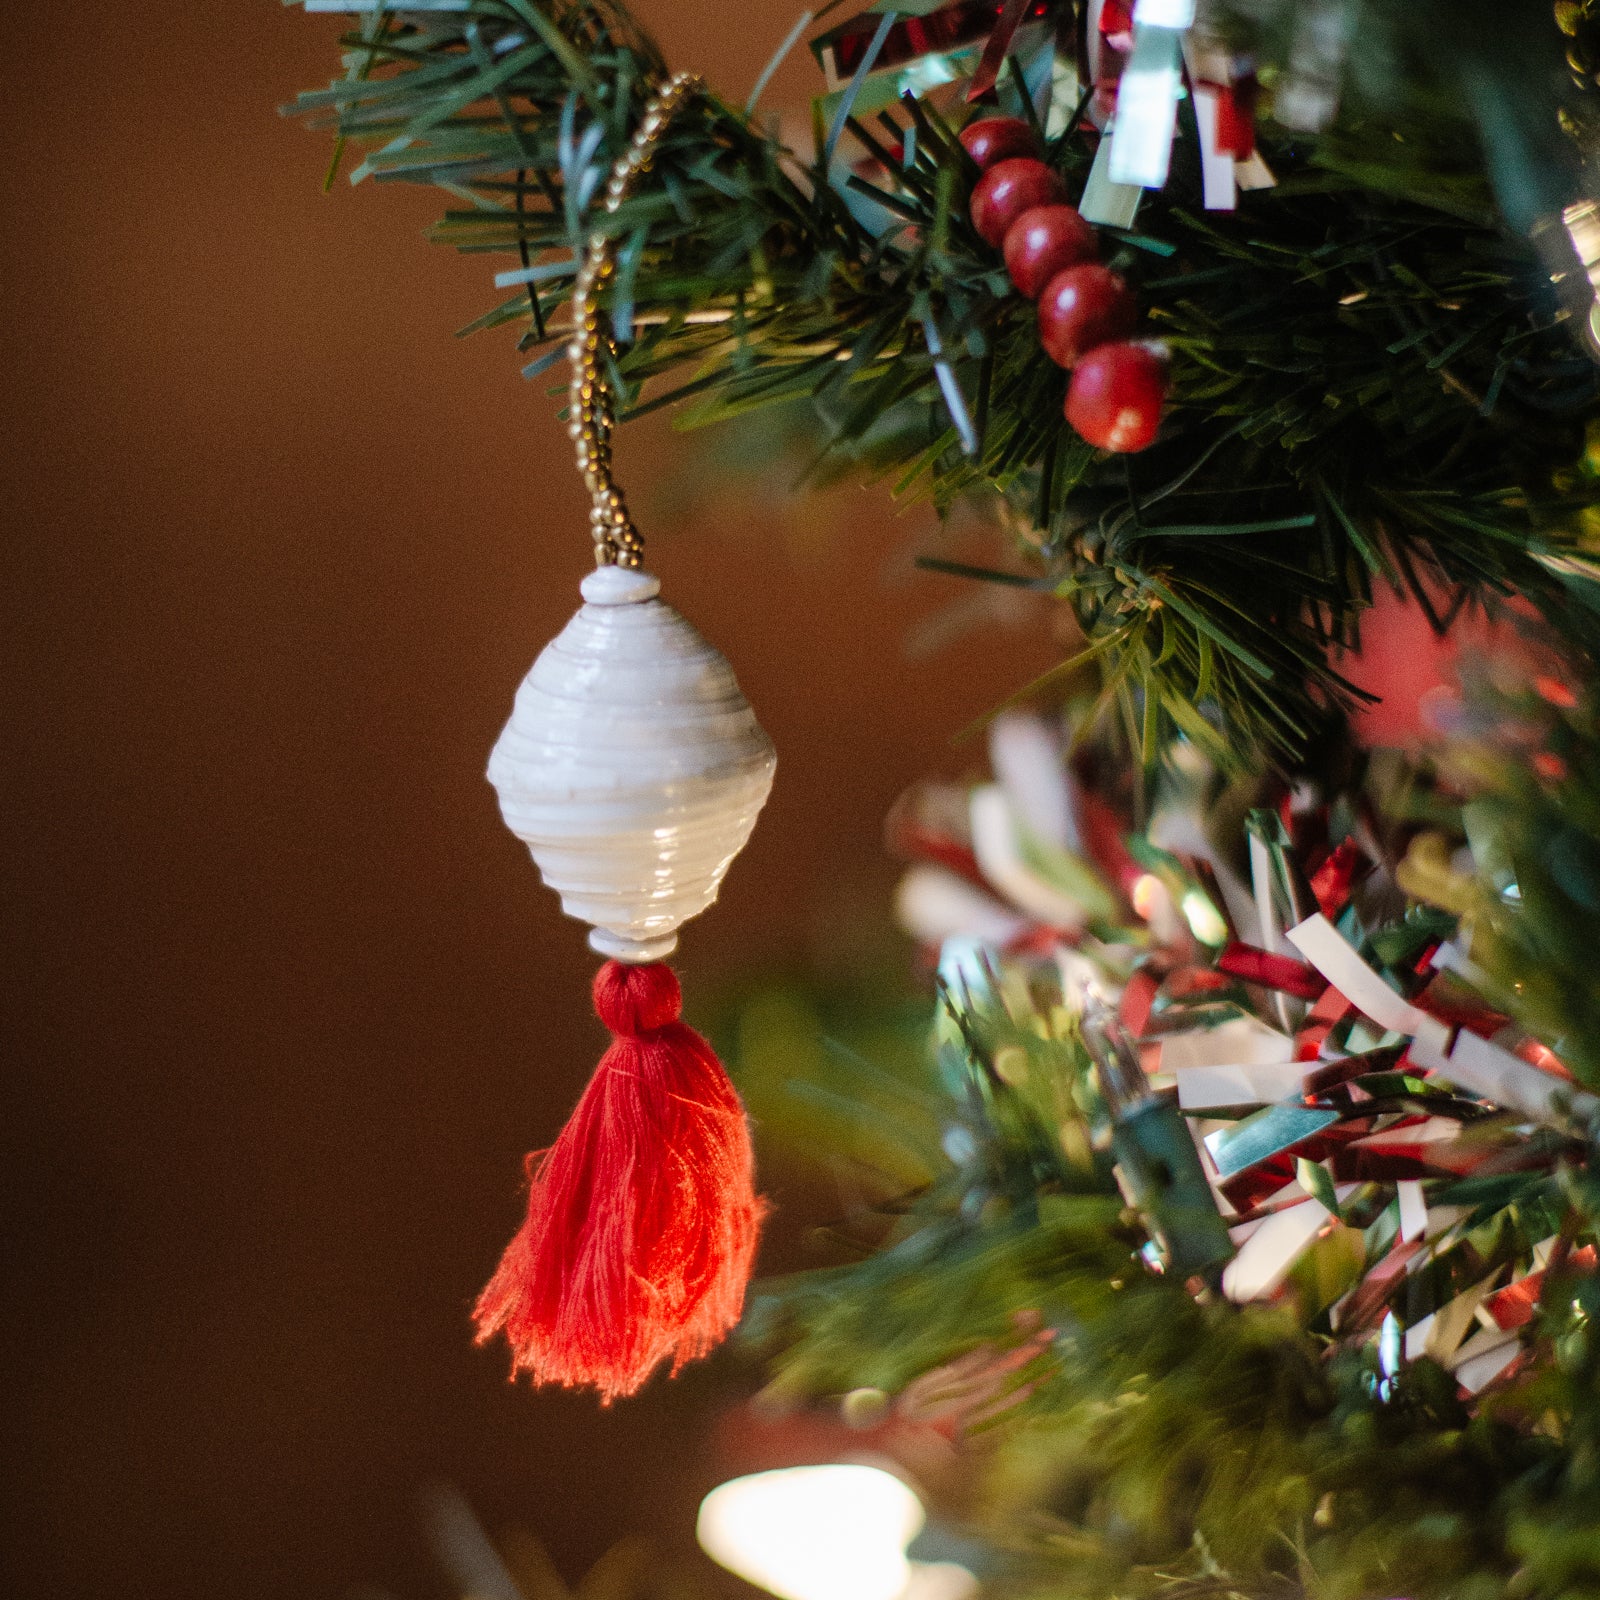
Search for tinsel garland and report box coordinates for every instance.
[740,672,1600,1600]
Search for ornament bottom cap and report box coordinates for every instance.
[589,927,679,963]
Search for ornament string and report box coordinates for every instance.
[568,71,701,570]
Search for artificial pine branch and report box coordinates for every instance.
[289,0,1600,765]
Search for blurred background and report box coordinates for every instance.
[1,5,1060,1599]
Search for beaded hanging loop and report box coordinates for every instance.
[568,71,701,569]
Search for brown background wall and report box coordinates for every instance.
[1,6,1055,1600]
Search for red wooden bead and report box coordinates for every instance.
[970,158,1068,249]
[1002,205,1099,299]
[1036,264,1137,367]
[1065,342,1167,453]
[958,116,1038,171]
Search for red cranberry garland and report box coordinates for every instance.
[956,115,1037,170]
[962,117,1167,453]
[1066,343,1167,454]
[1003,205,1098,298]
[1037,264,1136,367]
[968,157,1067,248]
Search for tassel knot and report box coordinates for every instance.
[593,960,681,1036]
[474,960,764,1402]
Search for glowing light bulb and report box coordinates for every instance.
[1180,888,1229,947]
[697,1464,925,1600]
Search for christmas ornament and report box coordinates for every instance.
[1180,30,1275,209]
[487,567,775,960]
[1105,0,1189,191]
[473,74,775,1401]
[880,697,1600,1319]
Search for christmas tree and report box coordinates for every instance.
[289,3,1600,1595]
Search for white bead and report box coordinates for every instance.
[580,566,660,606]
[588,927,680,963]
[489,571,775,956]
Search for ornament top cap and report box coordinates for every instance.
[581,567,661,606]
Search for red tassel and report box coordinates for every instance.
[473,961,764,1402]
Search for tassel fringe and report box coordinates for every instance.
[473,961,765,1402]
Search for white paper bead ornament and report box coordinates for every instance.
[472,73,770,1407]
[488,565,776,963]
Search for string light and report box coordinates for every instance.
[697,1464,971,1600]
[1180,887,1229,946]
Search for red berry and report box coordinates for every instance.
[1065,342,1167,453]
[1002,205,1099,299]
[970,158,1067,249]
[1036,264,1137,367]
[958,116,1038,171]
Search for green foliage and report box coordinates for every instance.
[1429,669,1600,1094]
[289,0,1600,768]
